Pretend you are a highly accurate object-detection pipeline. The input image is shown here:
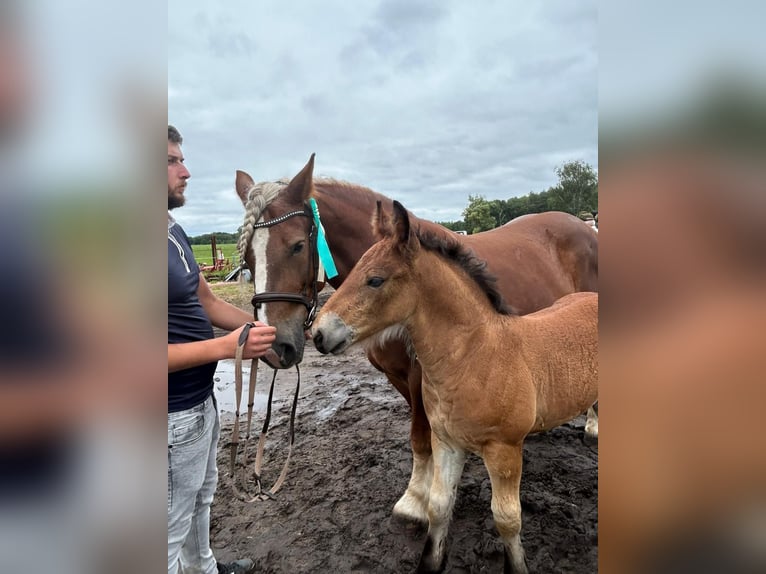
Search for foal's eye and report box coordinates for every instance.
[291,242,305,255]
[367,276,385,288]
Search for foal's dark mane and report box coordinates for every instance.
[415,229,517,316]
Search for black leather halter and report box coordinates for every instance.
[248,203,322,330]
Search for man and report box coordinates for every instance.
[168,125,275,574]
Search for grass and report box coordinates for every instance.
[209,280,253,310]
[192,242,241,282]
[191,243,239,267]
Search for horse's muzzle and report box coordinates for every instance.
[312,315,352,355]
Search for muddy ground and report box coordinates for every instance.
[209,286,597,573]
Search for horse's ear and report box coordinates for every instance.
[284,153,316,203]
[235,170,254,204]
[392,200,418,254]
[372,200,394,239]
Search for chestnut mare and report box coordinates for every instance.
[235,155,598,524]
[312,201,598,573]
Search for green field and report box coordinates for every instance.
[191,243,239,267]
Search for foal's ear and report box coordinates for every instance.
[284,153,316,203]
[235,170,255,204]
[392,200,418,254]
[373,200,394,239]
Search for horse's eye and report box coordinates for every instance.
[367,276,385,288]
[291,241,305,255]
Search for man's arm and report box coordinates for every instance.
[196,272,254,330]
[168,274,276,373]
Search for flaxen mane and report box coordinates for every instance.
[415,229,517,316]
[236,179,288,263]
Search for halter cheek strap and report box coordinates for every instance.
[248,200,337,329]
[248,204,322,330]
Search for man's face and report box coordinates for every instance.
[168,141,190,209]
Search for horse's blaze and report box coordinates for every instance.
[251,226,270,325]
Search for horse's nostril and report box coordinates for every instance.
[313,331,324,351]
[277,342,297,367]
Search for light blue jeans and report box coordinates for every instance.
[168,394,220,574]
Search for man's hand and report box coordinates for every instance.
[227,321,276,359]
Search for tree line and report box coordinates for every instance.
[438,160,598,234]
[187,231,239,245]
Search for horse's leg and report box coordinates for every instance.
[417,434,466,573]
[484,442,528,574]
[368,344,432,524]
[393,361,433,525]
[585,402,599,438]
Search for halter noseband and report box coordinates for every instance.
[248,203,321,330]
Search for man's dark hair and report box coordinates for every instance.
[168,125,183,144]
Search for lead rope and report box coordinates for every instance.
[230,322,300,502]
[253,365,300,500]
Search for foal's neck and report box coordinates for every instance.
[406,250,507,368]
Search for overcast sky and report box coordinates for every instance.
[168,0,597,237]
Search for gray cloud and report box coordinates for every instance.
[169,0,597,236]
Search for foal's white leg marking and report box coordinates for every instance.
[506,534,529,574]
[393,450,432,523]
[486,445,528,574]
[494,499,528,574]
[585,405,599,438]
[252,227,270,325]
[422,436,466,569]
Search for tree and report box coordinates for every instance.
[487,199,515,226]
[546,160,598,215]
[436,220,467,232]
[526,190,550,214]
[462,195,496,234]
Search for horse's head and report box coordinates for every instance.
[236,154,320,369]
[312,201,419,355]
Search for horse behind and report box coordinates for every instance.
[312,201,599,574]
[235,155,598,525]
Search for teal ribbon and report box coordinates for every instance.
[309,198,338,279]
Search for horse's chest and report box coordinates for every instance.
[422,381,481,449]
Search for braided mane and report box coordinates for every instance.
[236,179,289,264]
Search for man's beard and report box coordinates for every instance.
[168,188,186,209]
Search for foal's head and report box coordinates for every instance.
[312,201,512,355]
[236,155,317,368]
[312,201,420,354]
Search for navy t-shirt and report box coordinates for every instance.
[168,220,217,412]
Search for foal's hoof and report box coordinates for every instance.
[389,513,428,537]
[393,494,430,525]
[582,430,598,448]
[415,538,446,573]
[415,555,446,574]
